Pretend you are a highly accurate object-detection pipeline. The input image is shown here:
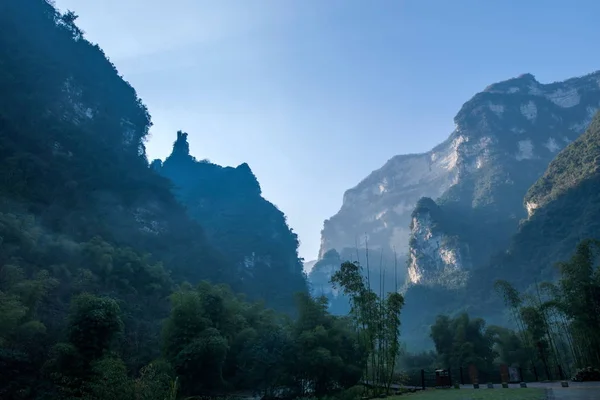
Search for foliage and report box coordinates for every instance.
[571,366,600,382]
[429,313,497,371]
[308,248,405,318]
[68,294,124,362]
[160,285,365,398]
[0,1,316,399]
[399,350,438,371]
[331,259,404,395]
[525,111,600,208]
[491,240,600,380]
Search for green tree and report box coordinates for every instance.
[331,260,404,395]
[289,292,365,398]
[556,239,600,367]
[68,294,124,362]
[430,313,497,371]
[83,356,134,400]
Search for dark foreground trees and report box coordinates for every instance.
[331,260,405,395]
[494,239,600,378]
[160,283,365,398]
[426,239,600,381]
[1,271,366,399]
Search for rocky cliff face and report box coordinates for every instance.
[318,71,600,291]
[319,137,461,260]
[486,110,600,287]
[407,198,470,287]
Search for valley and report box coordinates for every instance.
[1,1,599,399]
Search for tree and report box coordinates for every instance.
[430,313,496,371]
[68,294,124,362]
[331,259,404,395]
[288,292,365,398]
[556,239,600,367]
[83,356,134,400]
[493,239,600,378]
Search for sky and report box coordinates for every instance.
[53,0,600,262]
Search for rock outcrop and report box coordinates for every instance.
[317,71,600,291]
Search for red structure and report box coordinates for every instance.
[435,369,451,387]
[500,364,509,383]
[469,364,479,387]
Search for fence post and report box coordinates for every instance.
[448,367,452,387]
[558,365,564,380]
[460,366,464,385]
[421,369,425,390]
[533,365,539,382]
[519,367,523,382]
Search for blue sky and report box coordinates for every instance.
[54,0,600,262]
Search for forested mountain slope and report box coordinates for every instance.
[0,0,230,285]
[0,1,317,398]
[475,110,600,290]
[152,131,307,310]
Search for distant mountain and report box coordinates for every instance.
[407,72,600,288]
[315,71,600,296]
[307,248,404,315]
[303,259,317,273]
[478,110,600,290]
[152,132,307,312]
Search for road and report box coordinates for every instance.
[539,382,600,400]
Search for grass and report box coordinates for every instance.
[388,387,546,400]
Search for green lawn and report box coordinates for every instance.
[389,388,546,400]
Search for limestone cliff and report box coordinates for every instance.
[407,198,469,287]
[318,71,600,291]
[487,110,600,287]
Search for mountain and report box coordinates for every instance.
[477,110,600,290]
[0,0,236,285]
[317,71,600,294]
[152,131,307,312]
[407,72,600,287]
[0,0,239,393]
[0,2,339,398]
[0,0,305,310]
[303,259,317,273]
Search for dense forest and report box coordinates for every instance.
[1,1,599,400]
[404,239,600,384]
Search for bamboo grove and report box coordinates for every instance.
[494,239,600,379]
[330,251,405,395]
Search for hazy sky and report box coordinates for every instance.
[53,0,600,262]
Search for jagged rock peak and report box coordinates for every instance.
[157,131,263,197]
[407,200,469,288]
[172,130,191,158]
[233,162,262,196]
